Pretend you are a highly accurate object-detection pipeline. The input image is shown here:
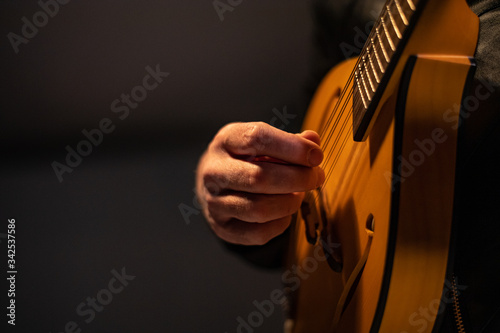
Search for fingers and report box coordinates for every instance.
[204,122,325,194]
[217,122,323,167]
[202,158,325,194]
[299,130,321,145]
[212,216,292,246]
[196,122,325,245]
[206,191,304,223]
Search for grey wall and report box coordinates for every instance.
[1,1,315,148]
[0,1,317,332]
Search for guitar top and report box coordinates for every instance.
[285,0,479,332]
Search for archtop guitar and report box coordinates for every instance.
[286,0,478,332]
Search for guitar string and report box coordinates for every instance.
[307,90,355,209]
[318,89,354,177]
[315,0,417,185]
[317,4,391,179]
[320,99,354,194]
[303,4,397,208]
[317,6,385,147]
[324,106,353,183]
[310,35,379,202]
[311,32,393,212]
[320,91,354,185]
[311,88,355,199]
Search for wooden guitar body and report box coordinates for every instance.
[286,1,479,332]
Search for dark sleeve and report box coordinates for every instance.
[441,2,500,332]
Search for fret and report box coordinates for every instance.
[359,65,372,101]
[390,1,411,38]
[367,52,380,88]
[401,0,419,24]
[375,27,390,62]
[352,0,423,141]
[380,17,396,51]
[394,0,409,26]
[386,5,402,39]
[358,0,419,88]
[361,66,370,98]
[366,48,380,83]
[355,72,368,109]
[362,56,376,93]
[407,0,416,11]
[370,38,386,74]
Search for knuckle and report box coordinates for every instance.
[204,192,218,207]
[202,171,225,195]
[245,165,266,188]
[217,122,238,138]
[241,122,268,152]
[214,122,239,148]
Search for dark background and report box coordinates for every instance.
[0,1,319,332]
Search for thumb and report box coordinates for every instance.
[298,130,321,146]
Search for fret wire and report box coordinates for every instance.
[394,0,409,25]
[366,48,380,83]
[359,65,372,102]
[386,5,402,39]
[380,17,396,51]
[362,56,376,92]
[355,73,368,109]
[350,0,424,142]
[370,37,385,74]
[407,0,416,11]
[375,27,390,62]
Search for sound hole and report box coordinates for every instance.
[366,214,375,232]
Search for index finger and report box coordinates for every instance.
[217,122,323,167]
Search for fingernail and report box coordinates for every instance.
[307,148,323,166]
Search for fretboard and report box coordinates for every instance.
[352,0,423,141]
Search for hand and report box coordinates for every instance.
[196,122,325,245]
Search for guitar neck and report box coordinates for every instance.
[352,0,425,141]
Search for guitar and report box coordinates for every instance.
[285,0,478,332]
